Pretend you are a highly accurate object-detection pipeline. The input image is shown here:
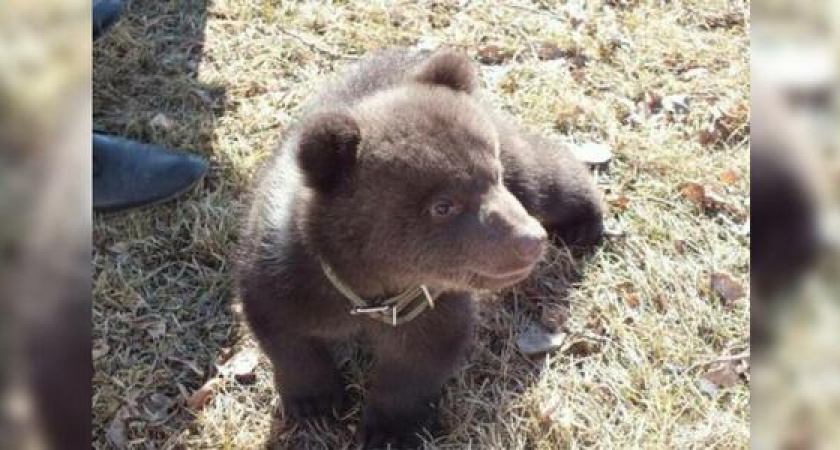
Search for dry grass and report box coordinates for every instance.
[92,1,750,448]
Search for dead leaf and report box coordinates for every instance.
[718,169,741,185]
[710,272,745,306]
[108,242,129,254]
[476,45,511,65]
[565,339,601,357]
[188,378,221,411]
[569,142,613,165]
[144,393,175,423]
[516,323,567,356]
[680,183,736,213]
[93,339,110,360]
[652,293,668,313]
[537,42,566,60]
[674,239,687,255]
[644,92,663,115]
[538,397,562,426]
[696,378,720,397]
[219,348,260,384]
[146,321,167,339]
[149,113,174,131]
[608,194,630,211]
[555,105,587,132]
[106,406,131,449]
[703,12,745,30]
[680,182,706,205]
[624,293,640,308]
[701,362,740,391]
[615,282,639,307]
[698,128,720,147]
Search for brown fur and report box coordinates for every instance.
[235,48,602,448]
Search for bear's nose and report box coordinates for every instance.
[513,229,547,262]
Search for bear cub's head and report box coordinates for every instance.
[296,50,546,292]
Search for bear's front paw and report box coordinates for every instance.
[555,213,604,249]
[356,405,436,449]
[282,387,347,421]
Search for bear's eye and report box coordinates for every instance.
[429,198,461,219]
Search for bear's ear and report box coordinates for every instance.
[412,49,478,94]
[296,111,361,193]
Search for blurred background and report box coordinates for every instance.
[0,1,90,449]
[0,0,836,448]
[751,0,840,448]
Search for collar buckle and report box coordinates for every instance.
[349,305,391,315]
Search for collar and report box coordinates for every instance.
[320,260,438,327]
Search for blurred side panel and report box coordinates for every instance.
[0,1,92,449]
[752,0,839,448]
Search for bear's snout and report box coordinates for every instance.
[512,226,547,262]
[471,186,547,284]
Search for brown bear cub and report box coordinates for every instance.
[236,48,603,448]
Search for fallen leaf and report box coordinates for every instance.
[537,42,566,60]
[615,282,639,307]
[710,272,745,306]
[718,169,741,185]
[146,321,167,339]
[538,397,562,426]
[219,348,260,384]
[569,142,613,165]
[555,105,586,132]
[652,293,668,313]
[149,113,174,131]
[188,378,221,411]
[516,323,567,356]
[644,92,663,115]
[698,128,720,147]
[701,362,740,390]
[217,347,235,364]
[680,182,706,204]
[696,378,720,397]
[703,12,745,30]
[624,293,640,308]
[680,183,736,213]
[108,242,129,254]
[564,339,601,357]
[144,393,175,423]
[106,406,131,449]
[476,45,511,65]
[608,194,630,211]
[674,239,687,255]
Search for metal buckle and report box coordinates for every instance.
[420,285,434,309]
[350,305,391,315]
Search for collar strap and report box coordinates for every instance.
[320,261,437,326]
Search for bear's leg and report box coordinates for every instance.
[266,335,346,421]
[521,135,605,249]
[358,295,474,449]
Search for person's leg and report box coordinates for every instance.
[92,1,210,212]
[93,0,125,40]
[92,133,208,212]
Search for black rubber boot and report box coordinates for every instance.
[93,133,209,213]
[93,0,125,40]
